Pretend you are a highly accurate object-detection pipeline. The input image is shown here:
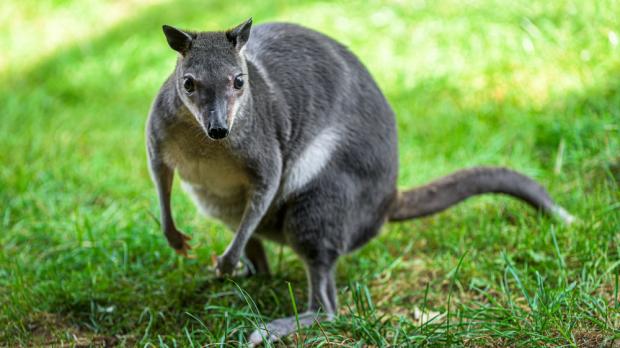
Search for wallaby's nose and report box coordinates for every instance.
[206,109,229,140]
[207,126,229,140]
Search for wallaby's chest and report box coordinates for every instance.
[163,137,249,191]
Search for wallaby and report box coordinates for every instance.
[146,18,574,345]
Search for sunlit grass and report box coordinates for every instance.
[0,0,164,73]
[1,0,618,346]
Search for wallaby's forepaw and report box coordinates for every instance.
[214,252,239,277]
[210,254,257,278]
[166,229,193,258]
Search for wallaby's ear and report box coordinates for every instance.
[162,25,193,55]
[226,18,252,50]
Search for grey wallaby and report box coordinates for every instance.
[146,18,574,345]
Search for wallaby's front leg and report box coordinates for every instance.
[148,149,192,256]
[216,170,281,276]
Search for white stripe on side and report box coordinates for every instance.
[282,126,342,198]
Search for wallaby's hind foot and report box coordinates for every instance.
[389,166,575,224]
[248,311,334,347]
[248,261,337,346]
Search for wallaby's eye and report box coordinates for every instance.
[233,75,244,90]
[183,77,195,94]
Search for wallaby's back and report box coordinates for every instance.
[247,23,398,172]
[246,23,400,247]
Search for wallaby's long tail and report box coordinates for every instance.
[388,166,574,224]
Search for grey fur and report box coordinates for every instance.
[146,19,572,345]
[388,166,574,223]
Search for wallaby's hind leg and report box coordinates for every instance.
[248,261,337,346]
[324,267,338,313]
[244,237,270,276]
[249,184,347,346]
[307,262,337,314]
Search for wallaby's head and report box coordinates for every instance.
[162,18,252,140]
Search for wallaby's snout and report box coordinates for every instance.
[206,109,229,140]
[185,87,235,141]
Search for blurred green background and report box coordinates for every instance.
[1,0,618,346]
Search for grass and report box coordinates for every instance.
[1,0,619,346]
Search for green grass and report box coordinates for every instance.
[1,0,619,346]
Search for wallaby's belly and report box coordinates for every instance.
[162,140,250,229]
[161,137,287,242]
[180,168,286,243]
[181,182,246,229]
